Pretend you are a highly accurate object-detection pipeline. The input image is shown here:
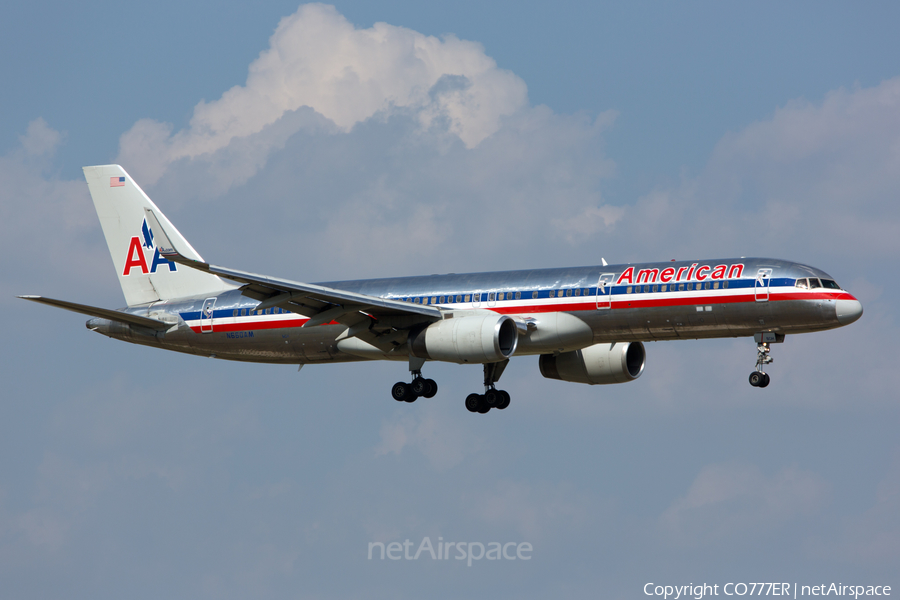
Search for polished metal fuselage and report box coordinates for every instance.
[88,257,859,365]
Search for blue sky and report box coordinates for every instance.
[2,2,899,598]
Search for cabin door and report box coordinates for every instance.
[200,298,216,333]
[755,269,773,302]
[596,273,615,309]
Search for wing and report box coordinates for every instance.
[145,209,441,346]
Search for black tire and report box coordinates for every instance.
[749,372,762,387]
[410,378,427,396]
[422,379,438,398]
[392,381,412,401]
[496,390,511,410]
[484,389,500,407]
[476,400,491,414]
[759,373,771,388]
[465,393,481,413]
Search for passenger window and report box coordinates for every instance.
[723,281,729,289]
[679,284,685,291]
[705,282,711,290]
[808,278,822,289]
[566,289,572,297]
[499,293,506,301]
[532,291,539,299]
[712,282,719,289]
[575,289,581,296]
[627,286,633,294]
[465,294,471,302]
[488,293,495,301]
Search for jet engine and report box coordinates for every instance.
[409,314,518,364]
[539,342,645,385]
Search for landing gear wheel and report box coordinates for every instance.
[759,373,770,388]
[476,400,491,414]
[484,389,501,407]
[392,381,414,402]
[422,379,438,398]
[410,378,428,396]
[496,390,511,410]
[465,393,481,413]
[748,372,764,387]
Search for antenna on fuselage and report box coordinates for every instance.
[601,258,608,266]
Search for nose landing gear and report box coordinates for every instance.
[748,332,783,388]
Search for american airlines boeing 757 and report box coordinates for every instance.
[21,165,863,413]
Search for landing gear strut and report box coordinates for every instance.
[748,333,778,388]
[466,360,511,414]
[391,356,437,402]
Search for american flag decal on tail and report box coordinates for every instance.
[110,176,125,187]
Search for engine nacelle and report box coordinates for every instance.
[409,314,518,364]
[539,342,645,385]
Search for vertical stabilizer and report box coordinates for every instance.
[83,165,235,306]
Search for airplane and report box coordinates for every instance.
[20,165,863,414]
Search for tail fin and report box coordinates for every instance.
[83,165,236,306]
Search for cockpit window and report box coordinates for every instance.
[820,279,841,290]
[808,278,822,289]
[795,278,808,289]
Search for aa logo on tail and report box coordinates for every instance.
[123,219,178,276]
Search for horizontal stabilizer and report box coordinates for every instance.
[18,295,172,331]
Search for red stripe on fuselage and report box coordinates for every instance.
[186,290,853,333]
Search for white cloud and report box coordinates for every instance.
[810,450,900,565]
[661,463,828,546]
[614,77,900,265]
[374,411,482,470]
[19,118,62,157]
[0,119,109,301]
[465,479,595,540]
[117,3,528,186]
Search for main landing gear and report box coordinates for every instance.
[391,374,438,402]
[465,360,511,414]
[391,355,438,402]
[388,357,512,413]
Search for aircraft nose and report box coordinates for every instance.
[836,299,863,325]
